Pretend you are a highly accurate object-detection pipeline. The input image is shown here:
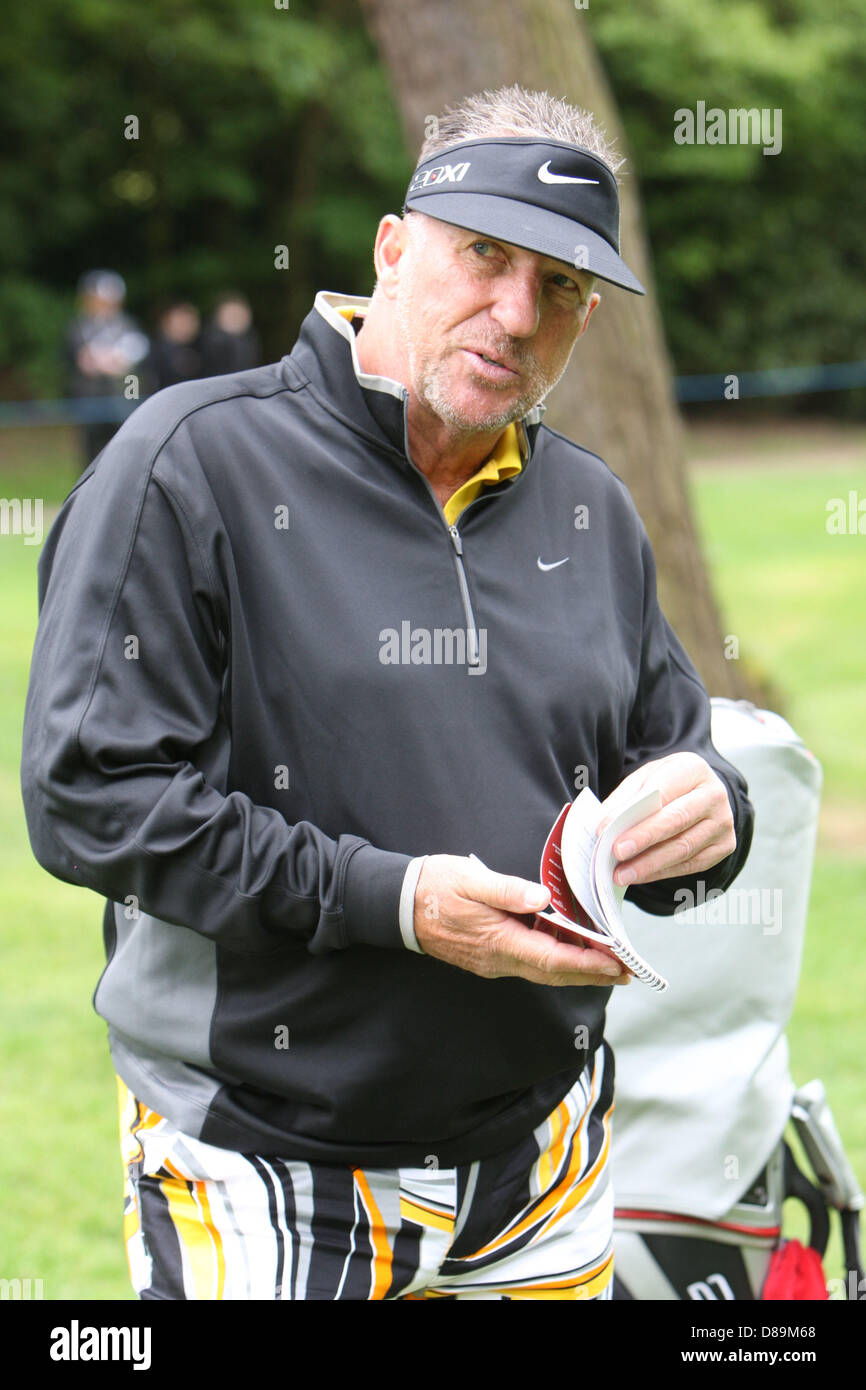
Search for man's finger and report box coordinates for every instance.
[610,782,728,864]
[597,752,720,838]
[614,830,737,886]
[491,918,629,986]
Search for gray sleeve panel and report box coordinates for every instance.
[108,1028,223,1141]
[96,904,219,1070]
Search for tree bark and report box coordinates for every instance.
[358,0,752,699]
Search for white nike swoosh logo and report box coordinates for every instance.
[537,556,570,571]
[537,162,599,186]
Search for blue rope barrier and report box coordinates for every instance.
[674,360,866,403]
[1,360,865,425]
[0,396,141,426]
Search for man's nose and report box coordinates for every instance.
[490,270,541,338]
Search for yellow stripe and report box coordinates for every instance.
[117,1079,227,1298]
[122,1204,140,1253]
[160,1174,224,1300]
[118,1078,150,1271]
[117,1075,164,1167]
[354,1169,394,1300]
[536,1100,569,1196]
[412,1253,614,1300]
[471,1071,601,1259]
[400,1196,455,1234]
[194,1180,226,1300]
[576,1254,615,1301]
[534,1101,614,1243]
[496,1253,615,1301]
[121,1129,141,1256]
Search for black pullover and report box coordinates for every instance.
[21,293,753,1165]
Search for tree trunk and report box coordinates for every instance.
[358,0,752,699]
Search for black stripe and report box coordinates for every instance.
[271,1159,300,1300]
[584,1040,614,1172]
[341,1180,378,1302]
[248,1155,285,1300]
[136,1171,188,1300]
[306,1165,368,1300]
[387,1218,425,1300]
[450,1119,541,1261]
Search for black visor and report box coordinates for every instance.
[403,136,645,295]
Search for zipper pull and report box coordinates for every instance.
[448,524,463,556]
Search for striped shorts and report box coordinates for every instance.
[118,1043,615,1301]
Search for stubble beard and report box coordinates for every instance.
[396,291,567,435]
[416,353,557,432]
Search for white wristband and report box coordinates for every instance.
[398,856,428,954]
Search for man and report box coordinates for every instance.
[64,269,150,470]
[199,292,261,377]
[148,301,203,392]
[22,86,752,1300]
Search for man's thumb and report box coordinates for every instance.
[479,871,549,914]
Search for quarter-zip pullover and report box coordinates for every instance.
[21,291,753,1165]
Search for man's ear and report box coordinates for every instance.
[577,290,601,338]
[372,215,409,300]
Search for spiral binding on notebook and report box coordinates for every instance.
[535,906,668,992]
[608,940,668,992]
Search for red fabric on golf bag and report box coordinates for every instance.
[761,1239,828,1300]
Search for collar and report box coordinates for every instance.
[441,421,523,526]
[286,291,545,467]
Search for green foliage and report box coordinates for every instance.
[0,0,410,396]
[591,0,866,387]
[2,0,865,403]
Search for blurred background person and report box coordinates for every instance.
[148,300,202,392]
[199,292,261,377]
[64,269,150,469]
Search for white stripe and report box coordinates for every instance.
[256,1157,298,1300]
[334,1181,362,1300]
[286,1160,316,1300]
[452,1161,480,1241]
[211,1177,254,1299]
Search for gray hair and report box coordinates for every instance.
[417,84,624,181]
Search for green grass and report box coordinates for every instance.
[0,512,133,1298]
[783,856,866,1291]
[0,429,863,1299]
[690,462,866,802]
[0,425,82,508]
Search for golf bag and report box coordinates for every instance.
[607,699,864,1301]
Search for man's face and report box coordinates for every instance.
[80,291,122,319]
[388,212,598,433]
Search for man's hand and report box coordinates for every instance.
[598,752,736,888]
[413,855,631,986]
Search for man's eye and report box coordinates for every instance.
[472,241,495,256]
[550,273,579,291]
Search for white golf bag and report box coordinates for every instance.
[607,699,864,1300]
